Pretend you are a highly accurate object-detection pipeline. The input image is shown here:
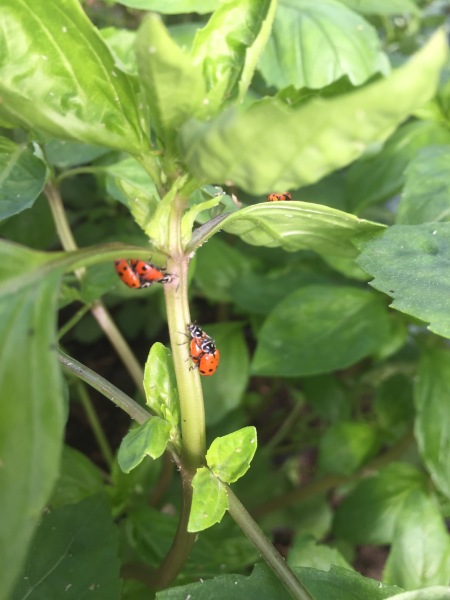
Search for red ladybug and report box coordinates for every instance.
[267,192,292,202]
[130,259,173,284]
[114,259,141,288]
[114,259,173,289]
[187,323,220,376]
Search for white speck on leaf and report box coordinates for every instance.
[41,55,48,60]
[148,46,156,54]
[433,230,437,235]
[235,447,241,453]
[62,26,67,33]
[65,584,72,591]
[203,98,210,105]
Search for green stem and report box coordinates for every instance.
[90,301,144,390]
[164,194,206,469]
[227,489,313,600]
[58,304,91,339]
[74,380,114,468]
[253,429,414,519]
[56,166,107,185]
[58,349,151,425]
[45,181,144,390]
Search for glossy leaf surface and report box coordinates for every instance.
[0,138,47,220]
[357,223,450,339]
[191,0,276,109]
[0,0,148,154]
[190,202,384,258]
[252,285,390,376]
[188,467,229,532]
[12,495,121,600]
[180,31,447,193]
[206,427,257,484]
[259,0,389,90]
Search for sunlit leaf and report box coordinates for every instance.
[191,0,276,109]
[339,0,420,16]
[206,427,257,484]
[189,202,384,257]
[259,0,389,90]
[0,0,148,154]
[188,467,229,532]
[180,30,447,193]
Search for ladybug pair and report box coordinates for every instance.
[267,192,292,202]
[114,259,173,289]
[187,323,220,376]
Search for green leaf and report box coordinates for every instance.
[373,374,414,437]
[288,536,352,571]
[12,495,121,600]
[0,245,64,599]
[105,157,160,235]
[100,27,137,75]
[387,589,450,600]
[0,138,47,221]
[50,445,104,508]
[117,417,172,473]
[252,285,391,377]
[144,343,180,431]
[190,202,384,257]
[206,427,257,484]
[200,323,250,426]
[113,0,219,13]
[339,0,420,16]
[188,467,229,532]
[156,562,401,599]
[397,146,450,224]
[415,347,450,499]
[259,0,389,90]
[384,490,450,589]
[318,421,380,476]
[136,15,206,146]
[44,140,110,169]
[191,0,277,109]
[346,121,450,213]
[356,223,450,339]
[333,463,427,544]
[0,0,148,154]
[180,30,447,193]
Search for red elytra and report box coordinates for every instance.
[114,259,173,288]
[114,259,141,288]
[188,326,220,376]
[267,192,292,202]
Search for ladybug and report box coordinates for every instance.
[130,259,173,284]
[267,192,292,202]
[187,323,220,376]
[114,259,141,289]
[114,259,173,289]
